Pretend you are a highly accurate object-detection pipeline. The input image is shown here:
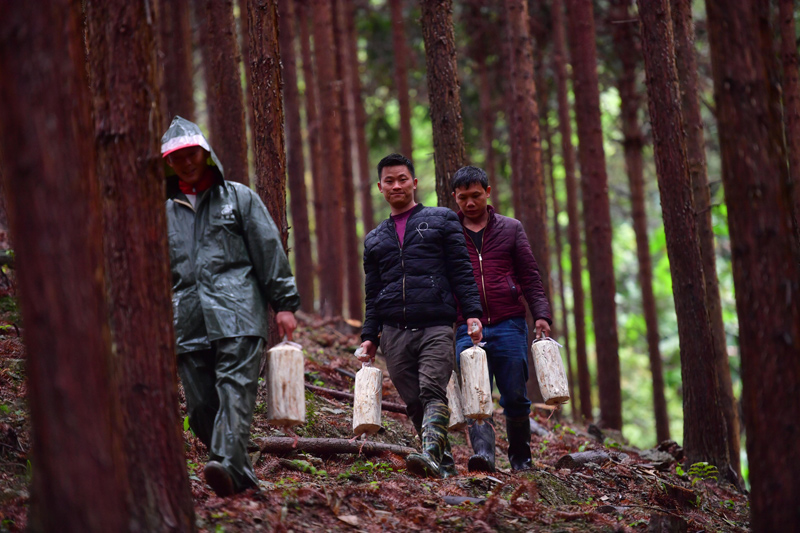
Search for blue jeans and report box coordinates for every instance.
[455,317,531,418]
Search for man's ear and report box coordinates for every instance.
[377,181,383,192]
[485,185,491,198]
[413,178,418,189]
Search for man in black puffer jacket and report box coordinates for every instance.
[357,153,483,478]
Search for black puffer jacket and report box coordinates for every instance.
[361,204,483,344]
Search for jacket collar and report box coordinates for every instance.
[166,166,224,201]
[387,203,425,226]
[457,204,496,231]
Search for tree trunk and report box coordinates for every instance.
[565,0,622,429]
[334,0,364,322]
[247,0,289,347]
[706,0,800,526]
[552,0,592,422]
[671,0,739,471]
[0,3,130,531]
[297,0,326,311]
[278,0,315,313]
[419,0,466,209]
[346,2,376,233]
[637,0,731,473]
[609,0,670,445]
[158,0,195,124]
[84,1,196,530]
[312,0,345,316]
[200,0,249,185]
[390,0,414,160]
[503,0,550,302]
[779,0,800,234]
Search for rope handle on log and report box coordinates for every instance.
[532,335,563,348]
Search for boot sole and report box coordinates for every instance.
[406,454,441,478]
[204,461,235,497]
[468,455,496,473]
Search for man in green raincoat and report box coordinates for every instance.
[162,116,301,496]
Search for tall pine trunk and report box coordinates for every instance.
[420,0,466,209]
[390,0,414,160]
[0,3,130,530]
[247,0,289,348]
[609,0,669,444]
[200,0,249,185]
[780,0,800,231]
[158,0,195,124]
[297,0,327,307]
[565,0,622,429]
[312,0,346,316]
[334,0,364,321]
[706,0,800,526]
[85,1,196,530]
[671,0,739,472]
[347,2,376,233]
[278,0,315,312]
[552,0,592,421]
[638,0,730,473]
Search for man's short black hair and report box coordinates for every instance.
[377,153,414,181]
[452,166,489,192]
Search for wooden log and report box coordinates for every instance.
[258,436,417,457]
[352,364,382,435]
[531,338,570,405]
[304,383,408,414]
[446,370,467,431]
[555,450,611,469]
[266,342,306,427]
[460,345,493,419]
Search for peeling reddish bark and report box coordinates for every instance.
[565,0,622,429]
[779,0,800,234]
[158,0,195,124]
[552,0,592,421]
[706,0,800,526]
[390,0,414,160]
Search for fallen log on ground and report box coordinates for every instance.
[259,437,417,457]
[555,450,611,469]
[304,383,407,413]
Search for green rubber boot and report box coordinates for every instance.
[406,401,449,478]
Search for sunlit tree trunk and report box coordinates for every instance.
[779,0,800,234]
[85,0,197,530]
[565,0,622,429]
[278,0,315,312]
[0,3,130,530]
[334,0,363,322]
[390,0,414,160]
[312,0,345,316]
[638,0,731,474]
[671,0,739,472]
[706,0,800,525]
[552,0,592,422]
[346,2,375,233]
[200,0,249,185]
[420,0,466,209]
[609,0,669,445]
[158,0,195,124]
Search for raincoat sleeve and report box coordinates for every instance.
[513,220,551,324]
[238,188,301,313]
[361,235,381,344]
[443,210,483,320]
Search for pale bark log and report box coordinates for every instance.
[531,339,570,405]
[459,346,493,419]
[353,365,383,435]
[446,371,467,431]
[267,343,306,427]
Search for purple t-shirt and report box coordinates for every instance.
[391,208,414,247]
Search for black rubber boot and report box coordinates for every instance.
[506,415,533,471]
[467,418,496,472]
[406,401,449,478]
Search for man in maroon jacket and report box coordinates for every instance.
[452,165,552,472]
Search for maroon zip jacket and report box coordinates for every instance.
[455,205,552,326]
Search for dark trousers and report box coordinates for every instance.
[455,316,531,418]
[381,325,454,431]
[178,336,264,491]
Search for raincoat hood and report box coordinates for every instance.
[161,116,224,176]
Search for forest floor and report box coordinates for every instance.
[0,278,751,531]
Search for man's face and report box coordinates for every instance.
[378,165,417,209]
[454,182,491,221]
[166,146,209,186]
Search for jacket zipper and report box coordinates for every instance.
[392,221,407,323]
[467,230,491,324]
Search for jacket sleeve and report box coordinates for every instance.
[361,235,381,344]
[513,221,551,323]
[443,210,483,320]
[239,189,301,313]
